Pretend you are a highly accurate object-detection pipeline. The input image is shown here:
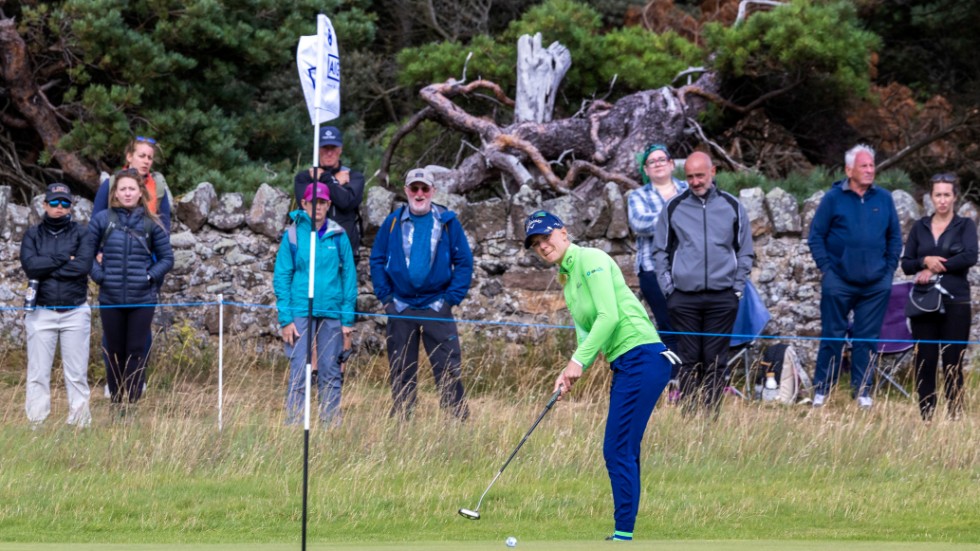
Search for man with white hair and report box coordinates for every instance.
[808,144,902,409]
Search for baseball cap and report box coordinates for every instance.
[45,183,73,203]
[318,126,343,147]
[523,210,565,249]
[405,167,435,188]
[303,182,330,202]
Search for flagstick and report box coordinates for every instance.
[302,15,328,551]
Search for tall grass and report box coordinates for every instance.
[0,330,977,544]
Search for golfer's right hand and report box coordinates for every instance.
[281,323,299,346]
[554,360,583,399]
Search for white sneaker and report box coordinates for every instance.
[858,396,873,410]
[812,394,826,407]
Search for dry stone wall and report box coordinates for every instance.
[2,180,979,369]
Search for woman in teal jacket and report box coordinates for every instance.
[273,183,357,426]
[524,211,675,542]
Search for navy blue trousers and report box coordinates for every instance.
[814,271,891,397]
[604,342,671,535]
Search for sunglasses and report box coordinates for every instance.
[136,135,157,144]
[408,184,432,194]
[47,199,72,208]
[930,172,957,183]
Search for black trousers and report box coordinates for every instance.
[910,302,971,420]
[101,306,155,404]
[667,289,740,412]
[385,302,469,420]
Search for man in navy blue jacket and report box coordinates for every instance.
[370,167,473,420]
[808,144,902,409]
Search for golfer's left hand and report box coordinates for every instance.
[554,360,582,400]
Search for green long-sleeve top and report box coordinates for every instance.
[559,243,661,370]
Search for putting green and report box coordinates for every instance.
[0,542,978,551]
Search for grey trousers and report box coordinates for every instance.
[25,305,92,427]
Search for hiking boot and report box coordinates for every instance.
[812,393,826,407]
[858,396,873,410]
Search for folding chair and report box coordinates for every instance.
[872,281,915,399]
[726,280,771,399]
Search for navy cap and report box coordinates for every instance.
[523,210,564,249]
[45,183,73,203]
[318,126,343,147]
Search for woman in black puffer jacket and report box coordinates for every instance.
[89,168,174,405]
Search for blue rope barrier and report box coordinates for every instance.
[3,299,979,346]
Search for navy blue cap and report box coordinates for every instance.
[524,211,564,249]
[318,126,343,147]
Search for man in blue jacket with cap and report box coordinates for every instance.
[370,167,473,420]
[808,144,902,409]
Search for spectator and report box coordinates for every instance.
[652,151,753,414]
[20,184,96,428]
[94,136,172,231]
[293,126,366,257]
[524,210,674,542]
[89,169,174,407]
[627,143,688,387]
[273,182,357,426]
[808,144,901,409]
[369,168,472,420]
[900,173,977,420]
[93,136,172,398]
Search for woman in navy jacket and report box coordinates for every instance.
[89,168,174,405]
[900,174,978,420]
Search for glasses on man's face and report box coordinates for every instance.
[408,184,432,195]
[645,157,671,167]
[136,136,157,144]
[48,199,71,208]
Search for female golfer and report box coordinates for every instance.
[524,210,674,542]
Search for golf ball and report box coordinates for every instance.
[505,536,517,547]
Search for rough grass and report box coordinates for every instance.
[0,331,978,546]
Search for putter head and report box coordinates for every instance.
[458,508,481,520]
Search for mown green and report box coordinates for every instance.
[0,338,978,546]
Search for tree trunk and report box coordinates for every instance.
[0,18,99,193]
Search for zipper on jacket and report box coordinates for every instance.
[702,197,708,289]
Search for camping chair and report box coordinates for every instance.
[726,279,771,399]
[872,281,915,399]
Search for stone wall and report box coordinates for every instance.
[2,179,979,368]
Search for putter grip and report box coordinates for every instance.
[546,386,562,408]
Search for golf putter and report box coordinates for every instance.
[458,385,563,520]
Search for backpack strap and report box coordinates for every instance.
[99,209,119,251]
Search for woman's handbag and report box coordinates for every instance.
[905,276,952,317]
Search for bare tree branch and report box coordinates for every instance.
[686,116,752,172]
[877,107,980,172]
[0,18,98,192]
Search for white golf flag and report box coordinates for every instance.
[297,14,340,126]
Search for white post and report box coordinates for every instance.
[218,293,224,431]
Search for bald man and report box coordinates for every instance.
[652,152,754,414]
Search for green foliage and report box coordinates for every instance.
[26,0,376,194]
[596,28,703,92]
[704,0,880,100]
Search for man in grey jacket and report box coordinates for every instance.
[653,152,754,413]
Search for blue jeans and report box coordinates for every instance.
[284,317,343,426]
[604,342,671,535]
[813,271,892,397]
